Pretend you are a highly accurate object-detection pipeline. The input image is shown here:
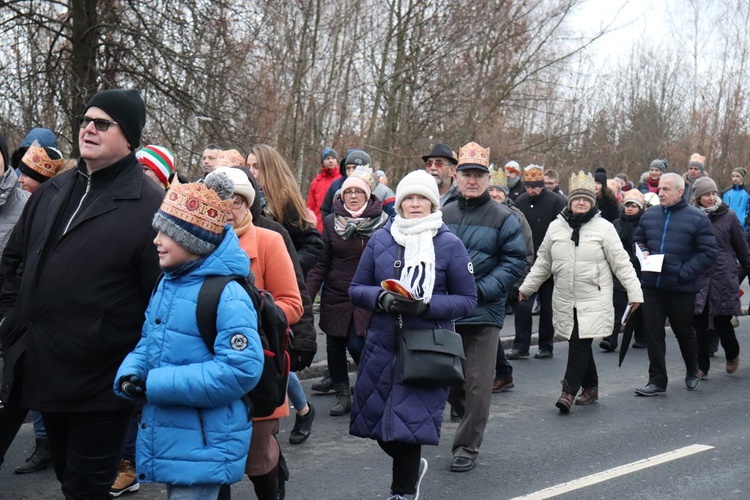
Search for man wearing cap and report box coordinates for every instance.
[638,159,667,194]
[0,89,165,498]
[633,172,716,396]
[683,153,706,202]
[443,142,525,472]
[504,160,526,202]
[422,143,459,207]
[306,147,341,232]
[508,164,567,360]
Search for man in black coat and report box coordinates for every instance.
[0,89,164,498]
[507,165,567,359]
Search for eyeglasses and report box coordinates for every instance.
[231,195,247,208]
[343,189,366,197]
[77,115,119,132]
[424,160,449,168]
[624,202,640,208]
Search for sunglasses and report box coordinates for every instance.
[77,115,119,132]
[424,160,449,168]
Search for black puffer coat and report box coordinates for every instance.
[694,202,750,316]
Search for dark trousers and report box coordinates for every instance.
[642,289,699,388]
[495,338,513,379]
[694,309,740,374]
[513,278,555,353]
[606,287,646,346]
[564,313,597,394]
[327,322,365,384]
[377,440,421,496]
[121,407,141,464]
[43,409,132,500]
[0,398,28,468]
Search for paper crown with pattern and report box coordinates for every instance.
[214,149,247,168]
[152,175,234,256]
[456,142,490,172]
[523,164,544,184]
[489,164,507,189]
[19,142,64,183]
[568,170,596,204]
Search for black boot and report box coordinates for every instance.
[330,383,352,416]
[14,439,53,474]
[289,403,315,445]
[311,370,333,394]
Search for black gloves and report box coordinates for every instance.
[120,375,147,400]
[378,292,429,317]
[290,350,315,372]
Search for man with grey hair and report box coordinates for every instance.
[632,172,716,396]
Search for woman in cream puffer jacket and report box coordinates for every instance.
[519,171,643,414]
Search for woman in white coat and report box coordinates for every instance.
[519,171,643,413]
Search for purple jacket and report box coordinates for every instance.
[348,220,477,445]
[694,203,750,316]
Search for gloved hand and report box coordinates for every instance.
[378,292,429,316]
[290,349,315,372]
[119,374,147,400]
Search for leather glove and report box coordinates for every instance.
[119,375,147,400]
[378,291,429,316]
[290,350,315,372]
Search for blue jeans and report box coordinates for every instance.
[287,372,307,411]
[167,484,221,500]
[31,411,47,440]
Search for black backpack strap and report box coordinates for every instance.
[196,275,237,355]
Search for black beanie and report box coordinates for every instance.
[84,89,146,149]
[594,167,607,186]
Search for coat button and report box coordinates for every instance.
[155,318,161,324]
[139,473,145,480]
[141,423,147,429]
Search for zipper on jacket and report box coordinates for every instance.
[197,408,207,446]
[63,173,92,235]
[656,209,672,289]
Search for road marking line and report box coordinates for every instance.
[510,444,714,499]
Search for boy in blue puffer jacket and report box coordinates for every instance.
[114,173,264,499]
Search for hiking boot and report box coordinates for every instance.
[289,403,315,445]
[726,356,740,374]
[556,380,574,414]
[330,383,352,416]
[110,459,139,497]
[492,376,515,393]
[574,387,599,405]
[311,370,333,394]
[14,439,53,474]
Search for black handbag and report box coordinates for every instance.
[398,316,465,388]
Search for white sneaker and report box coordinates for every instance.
[414,457,428,499]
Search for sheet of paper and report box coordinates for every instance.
[635,245,664,273]
[621,304,632,324]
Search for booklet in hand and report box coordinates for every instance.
[381,279,420,301]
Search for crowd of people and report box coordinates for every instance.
[0,87,747,500]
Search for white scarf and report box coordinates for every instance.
[390,210,443,303]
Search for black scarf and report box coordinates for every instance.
[562,206,599,246]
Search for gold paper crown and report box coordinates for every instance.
[159,182,231,235]
[457,142,490,168]
[569,170,595,196]
[489,165,507,188]
[214,149,246,168]
[22,145,64,179]
[523,164,544,183]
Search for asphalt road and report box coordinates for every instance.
[2,319,749,499]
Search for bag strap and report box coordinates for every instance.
[196,275,238,355]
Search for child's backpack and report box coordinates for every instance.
[195,275,290,419]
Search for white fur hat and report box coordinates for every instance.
[209,167,256,206]
[395,170,440,216]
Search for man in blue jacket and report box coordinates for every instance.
[443,142,526,472]
[633,172,716,396]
